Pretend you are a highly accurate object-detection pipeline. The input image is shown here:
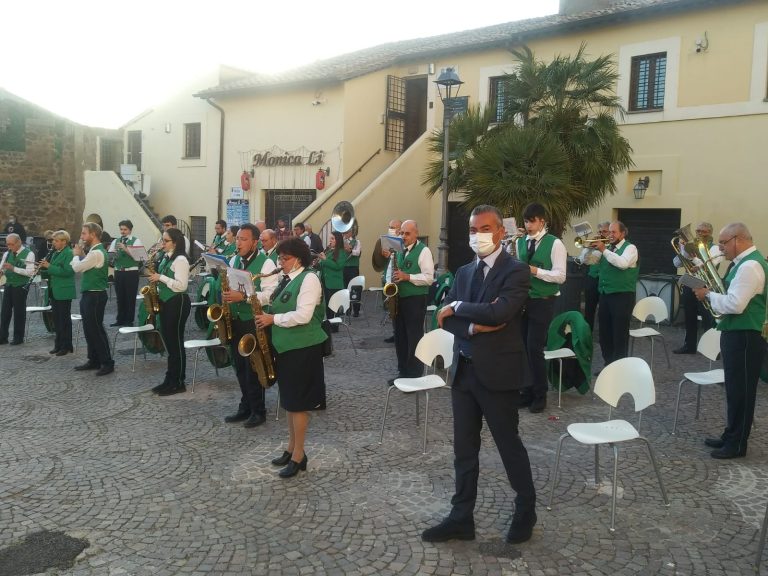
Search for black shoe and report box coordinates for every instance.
[421,518,475,543]
[96,364,115,376]
[384,336,395,344]
[279,454,308,478]
[518,392,533,408]
[243,413,266,428]
[55,349,72,356]
[529,397,547,414]
[704,437,725,449]
[673,346,696,355]
[506,508,537,544]
[0,339,8,345]
[49,348,60,355]
[224,408,251,423]
[9,340,23,346]
[158,383,186,396]
[110,322,122,327]
[711,447,747,459]
[75,361,100,371]
[271,451,292,466]
[353,312,359,318]
[152,381,171,393]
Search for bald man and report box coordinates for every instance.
[694,222,767,459]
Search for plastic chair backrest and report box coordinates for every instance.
[415,328,454,369]
[632,296,669,324]
[594,357,655,411]
[697,328,721,362]
[347,275,366,290]
[328,289,350,315]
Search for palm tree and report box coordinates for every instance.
[423,43,633,237]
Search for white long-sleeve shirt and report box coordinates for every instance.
[4,247,35,276]
[707,246,766,316]
[158,254,190,293]
[673,242,724,271]
[71,246,105,273]
[270,267,322,328]
[593,239,638,270]
[401,241,435,286]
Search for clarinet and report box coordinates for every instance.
[23,248,54,292]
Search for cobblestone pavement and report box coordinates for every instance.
[1,289,767,575]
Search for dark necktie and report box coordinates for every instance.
[527,238,536,263]
[470,260,486,302]
[271,274,291,303]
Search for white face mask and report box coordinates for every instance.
[387,228,397,236]
[468,232,496,257]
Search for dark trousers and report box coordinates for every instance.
[80,290,112,366]
[449,360,536,523]
[680,285,714,349]
[521,297,556,400]
[394,294,427,377]
[159,293,191,385]
[229,317,266,416]
[343,267,360,315]
[50,293,72,352]
[114,270,139,325]
[0,285,28,342]
[584,275,600,331]
[719,330,766,453]
[324,286,341,324]
[598,291,635,365]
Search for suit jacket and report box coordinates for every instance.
[443,249,530,391]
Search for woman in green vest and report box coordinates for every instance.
[148,227,191,396]
[254,237,327,478]
[318,231,347,330]
[40,230,76,355]
[221,226,239,259]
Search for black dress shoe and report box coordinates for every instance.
[0,339,8,345]
[506,508,537,544]
[158,383,186,396]
[109,322,122,327]
[9,340,23,345]
[75,361,100,371]
[518,393,533,408]
[243,412,266,428]
[421,518,475,543]
[271,451,292,466]
[673,346,696,355]
[224,408,251,423]
[55,349,72,356]
[49,348,60,355]
[96,364,115,376]
[711,447,747,459]
[529,397,547,414]
[152,381,171,393]
[279,454,308,478]
[704,437,725,449]
[384,336,395,344]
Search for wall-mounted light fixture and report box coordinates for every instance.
[633,176,650,200]
[695,31,709,53]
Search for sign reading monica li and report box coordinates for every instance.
[252,149,324,168]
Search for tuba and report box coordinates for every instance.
[331,201,355,234]
[207,269,233,345]
[671,224,700,276]
[237,269,280,388]
[673,223,725,319]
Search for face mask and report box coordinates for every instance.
[469,232,495,257]
[387,228,397,236]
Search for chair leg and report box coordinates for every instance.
[756,499,768,569]
[650,338,655,378]
[112,332,119,356]
[638,436,669,507]
[415,392,420,427]
[191,348,201,393]
[547,432,570,511]
[594,445,601,485]
[695,385,702,420]
[275,387,280,422]
[423,391,430,454]
[672,379,688,435]
[379,385,395,444]
[74,321,80,352]
[610,444,619,532]
[132,334,139,372]
[661,336,671,368]
[345,325,357,355]
[557,359,564,409]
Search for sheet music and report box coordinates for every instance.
[194,240,207,251]
[380,235,404,253]
[227,267,255,297]
[108,239,118,253]
[202,254,229,270]
[503,217,517,233]
[125,245,149,261]
[679,273,707,290]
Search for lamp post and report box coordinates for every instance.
[434,67,464,275]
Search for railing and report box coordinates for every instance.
[132,191,163,230]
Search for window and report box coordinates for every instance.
[183,122,201,159]
[489,76,509,123]
[629,53,667,112]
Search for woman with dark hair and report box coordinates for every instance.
[148,227,191,396]
[318,231,347,329]
[254,237,327,478]
[222,226,239,258]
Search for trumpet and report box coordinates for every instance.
[501,229,525,257]
[574,235,607,249]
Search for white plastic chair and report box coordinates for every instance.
[112,324,165,372]
[547,357,669,531]
[184,338,228,392]
[672,328,724,434]
[327,289,356,354]
[379,328,454,453]
[545,348,578,408]
[71,313,82,351]
[756,500,768,569]
[25,305,51,341]
[629,296,671,375]
[346,275,366,323]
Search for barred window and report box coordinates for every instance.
[629,53,667,112]
[489,76,509,123]
[183,123,201,159]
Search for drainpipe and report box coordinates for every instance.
[204,98,225,220]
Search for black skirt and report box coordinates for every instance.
[276,343,326,412]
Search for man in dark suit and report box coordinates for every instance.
[422,204,537,545]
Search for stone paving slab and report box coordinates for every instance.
[1,290,767,574]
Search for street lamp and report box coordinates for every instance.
[434,67,464,275]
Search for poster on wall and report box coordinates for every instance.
[230,186,244,199]
[226,199,249,227]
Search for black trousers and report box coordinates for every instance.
[584,275,600,331]
[0,284,28,342]
[521,297,556,400]
[680,285,714,349]
[449,359,536,523]
[719,330,766,453]
[343,267,360,314]
[159,293,191,386]
[114,270,139,325]
[80,290,112,367]
[394,294,427,377]
[598,291,635,365]
[49,293,72,352]
[229,317,266,416]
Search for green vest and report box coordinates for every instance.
[250,252,268,291]
[114,236,139,270]
[212,234,224,250]
[320,250,347,290]
[221,242,237,258]
[156,255,182,302]
[598,241,639,294]
[717,250,768,332]
[270,270,327,354]
[588,262,600,279]
[345,238,360,268]
[4,247,32,287]
[516,234,559,298]
[396,242,429,297]
[81,244,109,292]
[47,247,76,300]
[230,253,262,320]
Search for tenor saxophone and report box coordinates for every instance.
[383,252,399,319]
[207,269,233,345]
[237,269,280,388]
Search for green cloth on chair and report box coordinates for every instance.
[546,311,592,394]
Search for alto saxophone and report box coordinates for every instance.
[207,268,233,345]
[139,247,162,318]
[237,269,280,388]
[383,251,399,319]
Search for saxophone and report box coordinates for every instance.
[139,246,162,318]
[207,269,233,345]
[237,269,280,388]
[383,251,399,319]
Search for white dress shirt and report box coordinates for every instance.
[402,241,435,286]
[71,245,105,273]
[707,246,766,316]
[271,267,323,328]
[525,229,567,288]
[451,244,504,335]
[594,239,638,269]
[158,254,190,293]
[673,243,724,271]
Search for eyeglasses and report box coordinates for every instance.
[277,255,294,262]
[163,238,172,243]
[718,235,737,246]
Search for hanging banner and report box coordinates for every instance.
[226,199,249,227]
